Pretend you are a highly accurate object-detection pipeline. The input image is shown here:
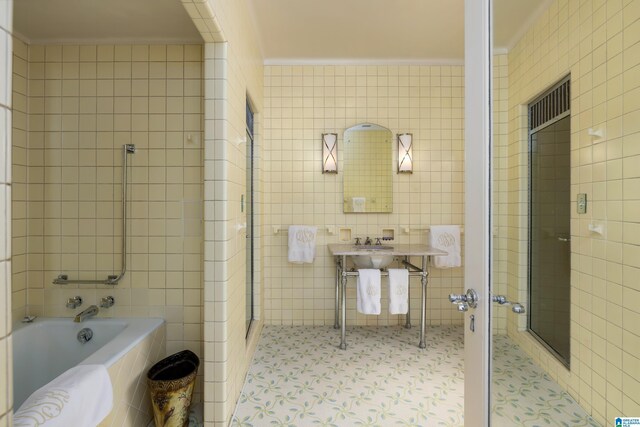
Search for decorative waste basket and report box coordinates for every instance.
[147,350,200,427]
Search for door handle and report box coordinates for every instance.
[449,289,479,309]
[511,303,526,314]
[557,236,570,242]
[492,295,526,314]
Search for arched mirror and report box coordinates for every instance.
[342,123,392,213]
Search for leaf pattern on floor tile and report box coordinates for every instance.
[231,326,599,427]
[491,335,600,427]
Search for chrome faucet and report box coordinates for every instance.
[66,296,83,309]
[74,305,99,323]
[100,296,115,308]
[364,237,372,245]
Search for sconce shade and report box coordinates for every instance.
[398,133,413,173]
[322,133,338,173]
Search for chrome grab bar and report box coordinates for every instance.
[53,144,135,285]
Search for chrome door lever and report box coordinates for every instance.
[511,303,526,314]
[492,295,526,314]
[449,289,479,309]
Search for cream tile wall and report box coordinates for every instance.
[492,53,509,335]
[183,0,263,426]
[181,0,265,425]
[10,42,204,401]
[0,0,13,424]
[99,323,166,427]
[202,41,264,426]
[263,64,466,327]
[503,0,640,423]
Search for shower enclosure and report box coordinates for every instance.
[528,77,571,366]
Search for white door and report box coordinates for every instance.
[463,0,491,425]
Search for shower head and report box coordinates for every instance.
[124,144,136,154]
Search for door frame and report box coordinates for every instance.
[464,0,492,425]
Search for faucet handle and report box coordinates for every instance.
[375,237,382,245]
[66,296,82,309]
[100,296,115,308]
[354,237,361,245]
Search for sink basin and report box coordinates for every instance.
[350,245,394,269]
[354,245,394,251]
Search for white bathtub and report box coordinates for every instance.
[13,317,165,411]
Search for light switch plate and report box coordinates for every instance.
[577,193,587,214]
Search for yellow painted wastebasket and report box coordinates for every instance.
[147,350,200,427]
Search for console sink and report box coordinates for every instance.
[328,243,448,270]
[354,245,394,251]
[351,245,394,268]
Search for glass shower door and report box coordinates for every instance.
[528,116,571,365]
[245,102,255,336]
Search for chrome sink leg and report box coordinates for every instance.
[419,255,428,349]
[340,255,348,350]
[404,256,411,329]
[334,260,340,329]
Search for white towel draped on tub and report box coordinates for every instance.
[288,225,318,263]
[429,225,462,268]
[388,269,409,314]
[357,269,381,315]
[14,364,113,427]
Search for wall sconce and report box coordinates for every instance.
[322,133,338,173]
[397,133,413,173]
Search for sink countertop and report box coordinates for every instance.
[327,244,447,257]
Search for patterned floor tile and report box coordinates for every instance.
[231,326,600,427]
[491,335,600,427]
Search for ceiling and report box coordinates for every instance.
[248,0,552,63]
[13,0,202,44]
[13,0,550,60]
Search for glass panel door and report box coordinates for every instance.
[245,102,255,336]
[529,116,571,365]
[462,1,492,424]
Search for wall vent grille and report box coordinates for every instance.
[529,76,570,132]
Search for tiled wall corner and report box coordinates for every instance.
[504,0,640,424]
[0,0,14,420]
[10,35,27,325]
[202,39,264,427]
[202,40,229,427]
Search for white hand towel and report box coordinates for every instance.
[352,197,366,212]
[288,225,318,263]
[357,269,381,315]
[388,268,409,314]
[429,225,462,268]
[14,364,113,427]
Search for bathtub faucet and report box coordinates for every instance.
[74,305,99,323]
